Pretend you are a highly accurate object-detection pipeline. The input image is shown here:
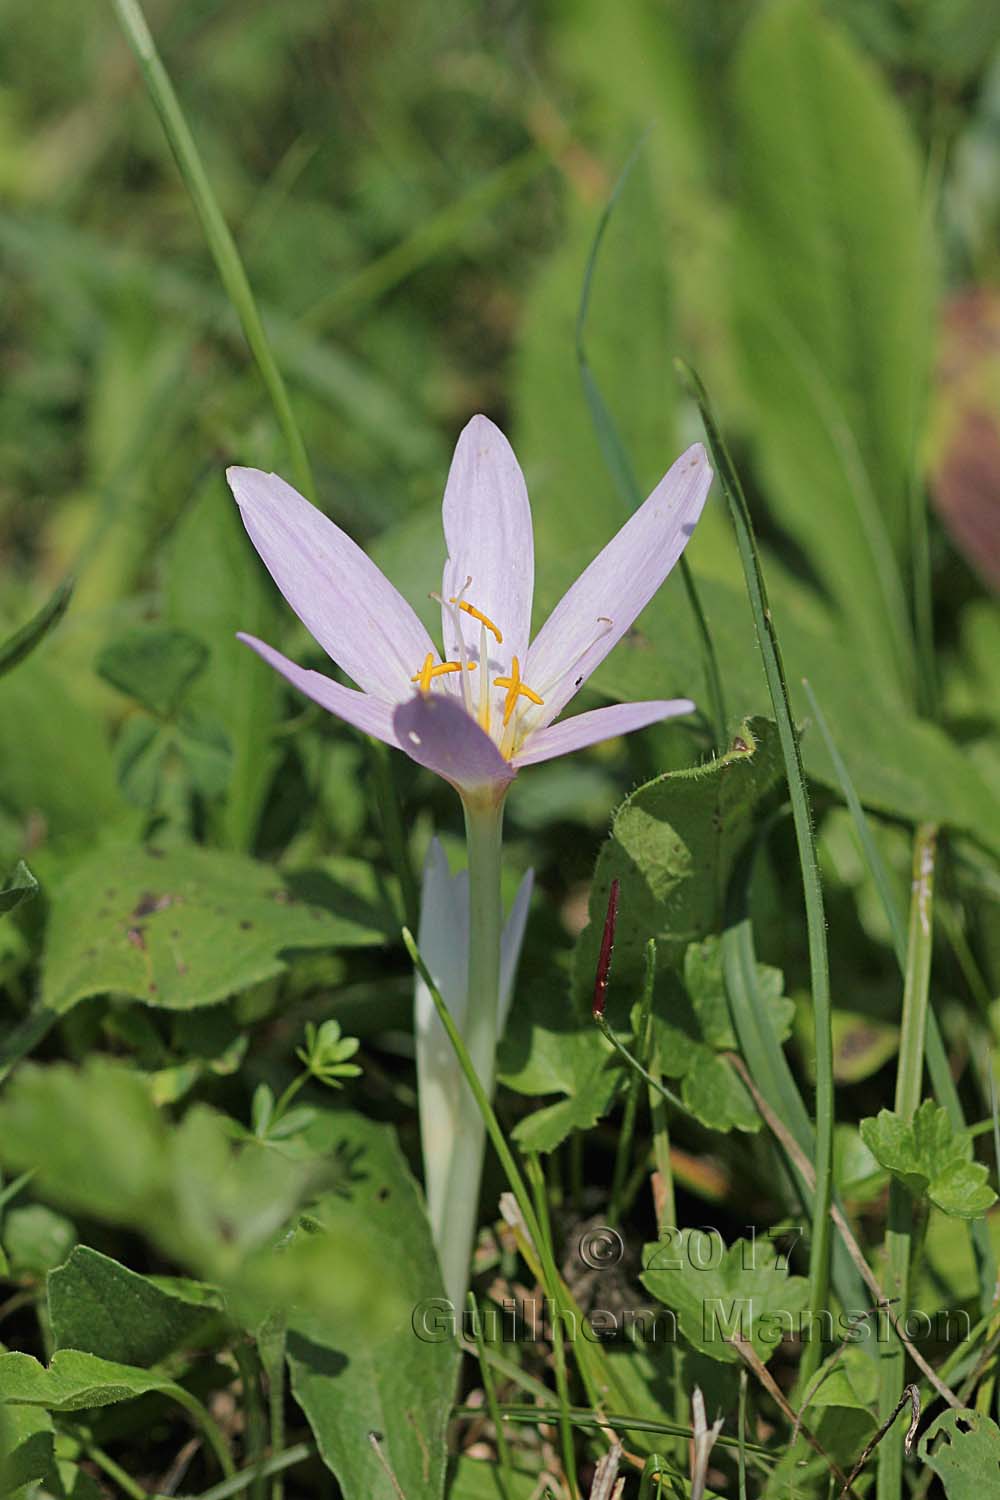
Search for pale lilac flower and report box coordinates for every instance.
[228,417,712,802]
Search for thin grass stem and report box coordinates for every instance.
[609,939,656,1223]
[803,677,996,1311]
[677,360,834,1388]
[526,1154,578,1496]
[109,0,315,501]
[877,823,938,1500]
[466,1291,516,1497]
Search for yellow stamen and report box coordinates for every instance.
[493,655,544,727]
[411,654,476,695]
[449,598,503,644]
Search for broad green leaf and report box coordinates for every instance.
[805,1344,878,1413]
[286,1111,457,1500]
[0,579,73,681]
[0,663,125,844]
[0,1061,369,1327]
[166,477,281,850]
[641,1228,809,1366]
[830,1011,900,1085]
[96,625,209,718]
[576,567,1000,855]
[0,1348,182,1411]
[0,1059,170,1228]
[833,1125,885,1204]
[514,154,677,562]
[54,1459,104,1500]
[683,935,791,1051]
[505,727,783,1145]
[511,1053,622,1154]
[860,1101,996,1218]
[919,1408,1000,1498]
[448,1457,538,1498]
[499,985,625,1153]
[732,0,934,694]
[573,718,783,998]
[3,1206,75,1278]
[41,842,385,1017]
[48,1247,222,1366]
[680,1049,758,1134]
[0,861,37,917]
[0,1403,56,1496]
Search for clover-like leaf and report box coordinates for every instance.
[96,625,209,719]
[296,1020,363,1090]
[859,1101,996,1218]
[641,1227,809,1365]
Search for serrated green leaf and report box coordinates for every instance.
[41,842,385,1017]
[919,1408,1000,1497]
[0,861,38,918]
[641,1228,809,1365]
[48,1247,223,1367]
[859,1101,996,1218]
[96,625,209,718]
[511,1055,622,1154]
[286,1112,457,1500]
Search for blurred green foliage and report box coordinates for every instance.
[1,0,999,1495]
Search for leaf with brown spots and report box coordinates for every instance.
[41,844,386,1016]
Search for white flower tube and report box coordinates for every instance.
[414,834,532,1309]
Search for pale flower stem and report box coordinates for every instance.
[436,796,505,1311]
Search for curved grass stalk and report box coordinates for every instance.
[677,361,834,1389]
[575,148,728,753]
[109,0,315,502]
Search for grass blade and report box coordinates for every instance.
[110,0,315,502]
[575,150,728,751]
[878,823,937,1500]
[677,359,834,1388]
[803,676,996,1313]
[0,580,73,680]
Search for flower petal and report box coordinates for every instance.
[523,443,712,725]
[440,416,534,679]
[238,633,401,747]
[229,466,435,703]
[393,692,515,793]
[512,699,695,768]
[499,868,533,1030]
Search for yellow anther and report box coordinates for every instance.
[449,598,503,644]
[411,654,476,695]
[493,655,544,726]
